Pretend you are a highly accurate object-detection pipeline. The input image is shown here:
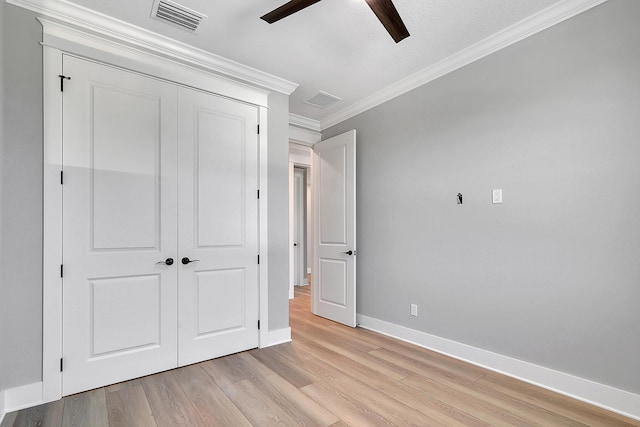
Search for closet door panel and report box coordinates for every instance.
[177,87,259,366]
[62,56,179,396]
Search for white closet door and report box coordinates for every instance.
[177,87,259,366]
[62,56,179,395]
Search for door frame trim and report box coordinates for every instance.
[42,22,271,403]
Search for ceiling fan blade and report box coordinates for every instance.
[363,0,410,43]
[261,0,323,24]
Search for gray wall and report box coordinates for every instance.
[324,0,640,394]
[0,3,290,391]
[1,3,43,390]
[267,92,291,332]
[0,0,5,392]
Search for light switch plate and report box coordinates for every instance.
[410,304,418,317]
[492,189,503,204]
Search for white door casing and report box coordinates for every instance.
[62,55,179,395]
[177,87,259,366]
[312,130,357,327]
[61,56,260,395]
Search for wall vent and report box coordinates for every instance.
[151,0,206,32]
[303,91,342,109]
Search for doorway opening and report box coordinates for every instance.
[293,166,311,288]
[289,141,314,300]
[288,129,357,328]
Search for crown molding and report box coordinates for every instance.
[6,0,299,95]
[38,17,270,107]
[289,113,321,146]
[289,113,321,132]
[289,125,321,147]
[320,0,609,130]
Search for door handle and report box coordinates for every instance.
[342,250,356,256]
[156,257,174,266]
[181,257,200,265]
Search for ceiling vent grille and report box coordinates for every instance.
[303,91,342,109]
[151,0,206,32]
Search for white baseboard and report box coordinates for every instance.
[357,314,640,422]
[261,327,292,348]
[0,389,5,425]
[1,382,44,417]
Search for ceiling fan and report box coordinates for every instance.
[260,0,410,43]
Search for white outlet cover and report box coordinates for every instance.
[410,304,418,316]
[492,189,503,204]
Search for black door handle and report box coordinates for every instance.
[294,243,298,246]
[342,250,354,256]
[156,257,174,266]
[182,257,200,265]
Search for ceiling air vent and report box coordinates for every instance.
[303,91,342,109]
[151,0,206,32]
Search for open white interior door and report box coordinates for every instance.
[312,130,356,327]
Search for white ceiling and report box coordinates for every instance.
[60,0,573,126]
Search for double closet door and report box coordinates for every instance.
[61,56,259,396]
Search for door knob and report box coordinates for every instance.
[181,257,200,265]
[294,243,298,246]
[342,250,356,256]
[156,257,174,266]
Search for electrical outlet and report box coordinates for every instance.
[410,304,418,317]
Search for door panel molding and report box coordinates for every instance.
[177,86,259,367]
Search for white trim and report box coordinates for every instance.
[260,327,292,348]
[289,125,321,147]
[288,162,295,300]
[38,18,270,108]
[7,0,298,95]
[320,0,609,130]
[289,114,321,132]
[0,390,5,424]
[258,106,270,347]
[1,383,44,414]
[357,314,640,422]
[289,114,321,146]
[289,142,313,166]
[42,46,63,403]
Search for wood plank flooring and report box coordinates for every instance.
[3,285,639,426]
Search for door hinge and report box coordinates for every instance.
[60,264,64,278]
[257,189,260,199]
[60,358,63,372]
[257,125,260,135]
[60,170,64,185]
[257,255,260,264]
[58,75,71,92]
[258,320,260,330]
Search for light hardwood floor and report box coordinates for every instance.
[3,286,639,426]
